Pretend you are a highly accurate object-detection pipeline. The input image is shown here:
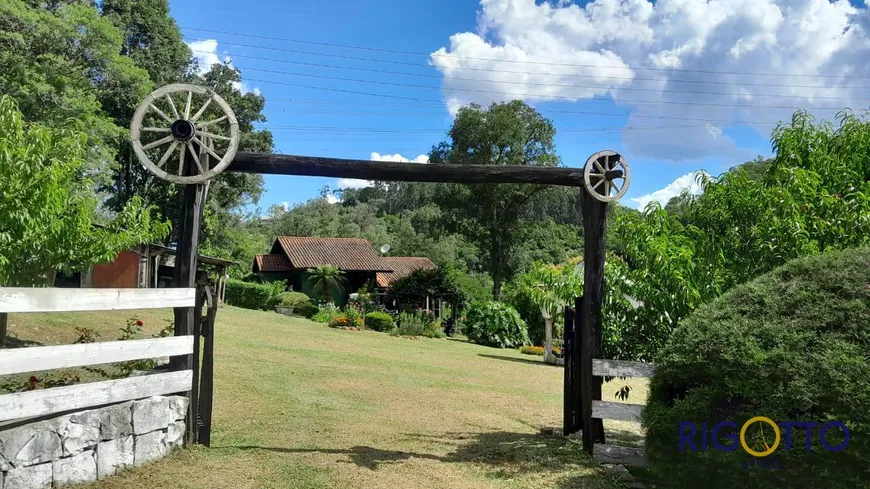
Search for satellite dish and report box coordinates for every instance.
[583,150,631,203]
[380,244,391,254]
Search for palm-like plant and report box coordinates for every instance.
[307,265,347,303]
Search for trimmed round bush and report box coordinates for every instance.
[464,301,529,348]
[294,302,319,319]
[364,312,393,332]
[644,248,870,488]
[280,291,311,309]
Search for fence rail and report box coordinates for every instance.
[0,287,196,426]
[590,358,653,467]
[0,287,196,313]
[0,370,193,422]
[0,336,194,376]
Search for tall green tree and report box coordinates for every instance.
[0,0,152,187]
[430,101,560,299]
[0,96,169,286]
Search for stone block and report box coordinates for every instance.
[0,426,61,468]
[133,431,166,466]
[59,421,100,457]
[4,462,51,489]
[96,436,133,479]
[165,422,185,449]
[100,402,132,441]
[132,398,170,435]
[168,396,189,422]
[52,450,97,487]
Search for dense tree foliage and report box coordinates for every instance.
[0,96,168,286]
[607,110,870,360]
[430,101,562,299]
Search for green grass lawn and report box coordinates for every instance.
[3,306,646,489]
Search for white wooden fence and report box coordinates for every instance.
[0,287,196,423]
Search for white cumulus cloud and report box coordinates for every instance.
[431,0,870,160]
[186,39,259,95]
[630,171,709,209]
[336,152,429,189]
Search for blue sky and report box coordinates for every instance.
[169,0,869,212]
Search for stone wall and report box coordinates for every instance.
[0,395,188,489]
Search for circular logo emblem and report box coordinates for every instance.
[739,416,781,457]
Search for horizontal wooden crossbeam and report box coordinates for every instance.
[228,152,586,187]
[592,400,645,423]
[593,444,647,467]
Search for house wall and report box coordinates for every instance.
[91,251,140,288]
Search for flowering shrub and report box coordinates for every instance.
[520,345,545,356]
[328,314,362,329]
[391,311,445,338]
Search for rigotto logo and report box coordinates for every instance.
[679,417,850,457]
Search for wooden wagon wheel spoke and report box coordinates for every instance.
[183,90,193,119]
[592,178,605,191]
[164,94,179,119]
[156,141,179,169]
[198,115,227,128]
[188,142,205,174]
[196,130,231,142]
[193,136,222,161]
[142,127,170,133]
[190,97,214,122]
[142,135,174,151]
[177,143,187,176]
[594,160,605,173]
[150,103,173,124]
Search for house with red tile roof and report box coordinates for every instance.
[252,237,436,305]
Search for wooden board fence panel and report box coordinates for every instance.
[0,336,194,376]
[592,359,655,378]
[0,287,196,313]
[592,400,645,423]
[0,370,193,422]
[593,444,647,467]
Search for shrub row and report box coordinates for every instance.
[225,279,283,310]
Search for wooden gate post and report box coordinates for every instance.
[579,190,608,455]
[0,313,7,347]
[563,305,578,435]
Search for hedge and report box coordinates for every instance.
[225,279,282,310]
[464,301,529,348]
[644,248,870,488]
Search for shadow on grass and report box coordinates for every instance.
[224,431,626,488]
[477,353,562,367]
[0,337,43,349]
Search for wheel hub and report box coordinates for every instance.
[170,119,196,141]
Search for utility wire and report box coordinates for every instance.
[182,26,870,79]
[183,38,870,90]
[239,67,857,110]
[188,48,870,102]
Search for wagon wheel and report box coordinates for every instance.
[583,150,631,203]
[130,84,239,185]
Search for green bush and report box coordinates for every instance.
[279,291,311,308]
[225,279,283,310]
[391,311,444,338]
[365,312,393,332]
[311,302,339,323]
[294,302,319,319]
[463,301,529,348]
[644,248,870,488]
[503,283,547,346]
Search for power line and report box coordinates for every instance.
[264,106,787,126]
[239,67,856,110]
[257,122,777,133]
[188,48,870,102]
[182,26,870,79]
[183,38,870,91]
